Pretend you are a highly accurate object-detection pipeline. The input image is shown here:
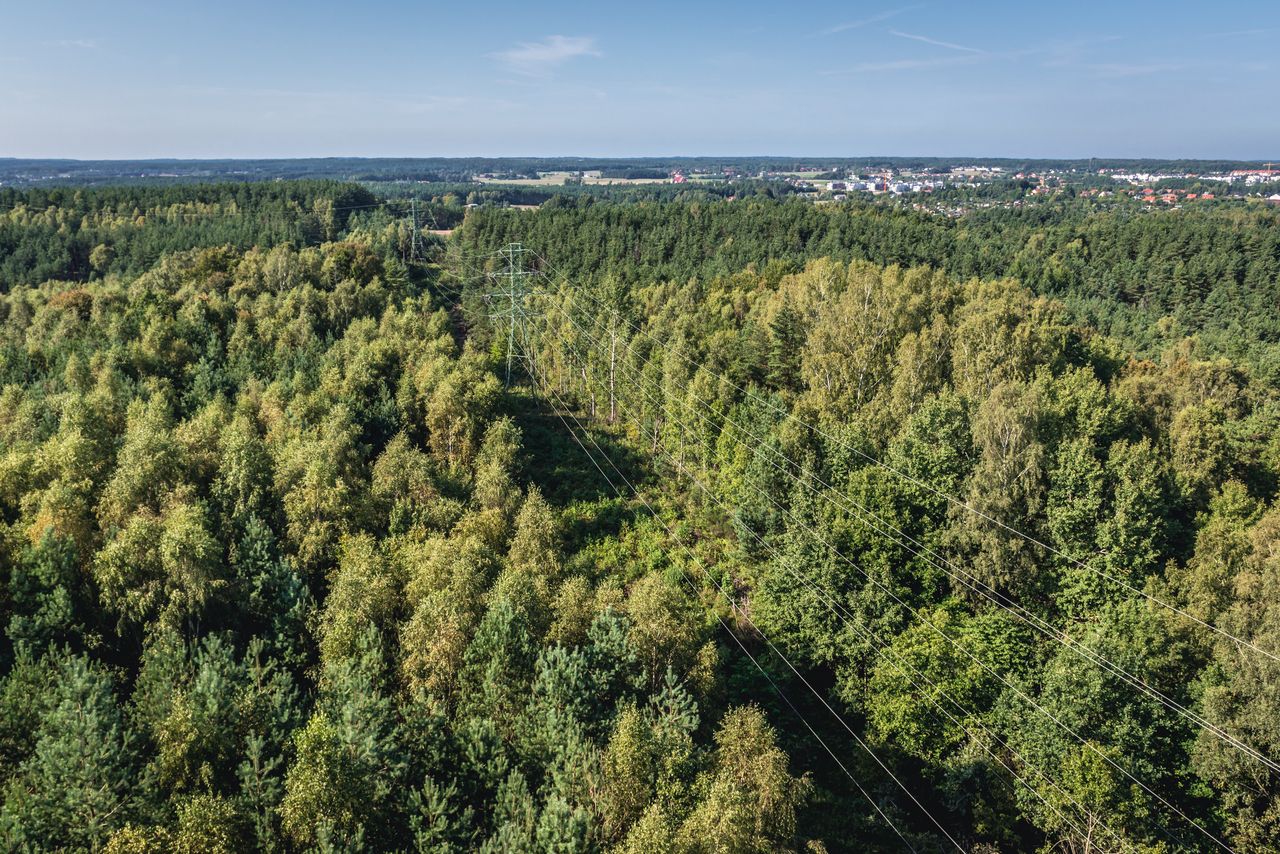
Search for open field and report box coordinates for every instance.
[472,172,573,186]
[473,171,679,187]
[581,175,675,185]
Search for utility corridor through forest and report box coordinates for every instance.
[464,233,1280,852]
[2,183,1279,853]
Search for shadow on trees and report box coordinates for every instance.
[503,387,648,503]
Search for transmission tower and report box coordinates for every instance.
[485,243,539,386]
[409,198,420,262]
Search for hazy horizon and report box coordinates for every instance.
[1,153,1275,164]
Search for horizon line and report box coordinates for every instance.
[2,154,1277,164]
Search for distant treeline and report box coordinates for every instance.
[597,168,671,179]
[373,180,792,208]
[457,198,1280,378]
[0,182,381,288]
[0,181,811,291]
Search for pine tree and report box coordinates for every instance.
[767,302,805,393]
[2,654,137,850]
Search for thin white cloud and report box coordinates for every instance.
[1038,34,1123,68]
[822,54,984,75]
[490,35,601,75]
[1089,62,1186,78]
[1205,27,1279,38]
[820,5,922,36]
[45,39,98,49]
[889,29,984,54]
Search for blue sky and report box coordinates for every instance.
[1,0,1276,159]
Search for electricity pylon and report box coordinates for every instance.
[409,198,419,262]
[485,243,539,386]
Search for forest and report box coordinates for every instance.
[0,181,1278,852]
[458,198,1280,379]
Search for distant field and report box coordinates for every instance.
[775,170,827,178]
[581,175,673,185]
[473,171,678,187]
[473,172,573,186]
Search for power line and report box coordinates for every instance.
[545,302,1127,848]
[521,317,948,838]
[532,368,921,852]
[529,251,1280,781]
[530,362,936,852]
[410,198,420,262]
[538,308,1125,851]
[528,263,1235,853]
[545,299,1212,852]
[526,247,1280,665]
[484,243,540,387]
[549,296,1280,777]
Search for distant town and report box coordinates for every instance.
[475,161,1280,187]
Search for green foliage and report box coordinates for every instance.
[867,604,1030,765]
[281,628,405,849]
[0,185,1278,852]
[459,196,1280,379]
[1,653,137,851]
[0,181,379,289]
[676,705,809,852]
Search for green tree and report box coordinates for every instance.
[280,628,405,849]
[676,705,808,852]
[766,301,805,393]
[1,654,137,851]
[954,380,1047,600]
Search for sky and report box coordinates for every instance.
[1,0,1277,159]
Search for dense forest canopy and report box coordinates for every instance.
[458,198,1280,379]
[0,182,406,289]
[0,181,1279,852]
